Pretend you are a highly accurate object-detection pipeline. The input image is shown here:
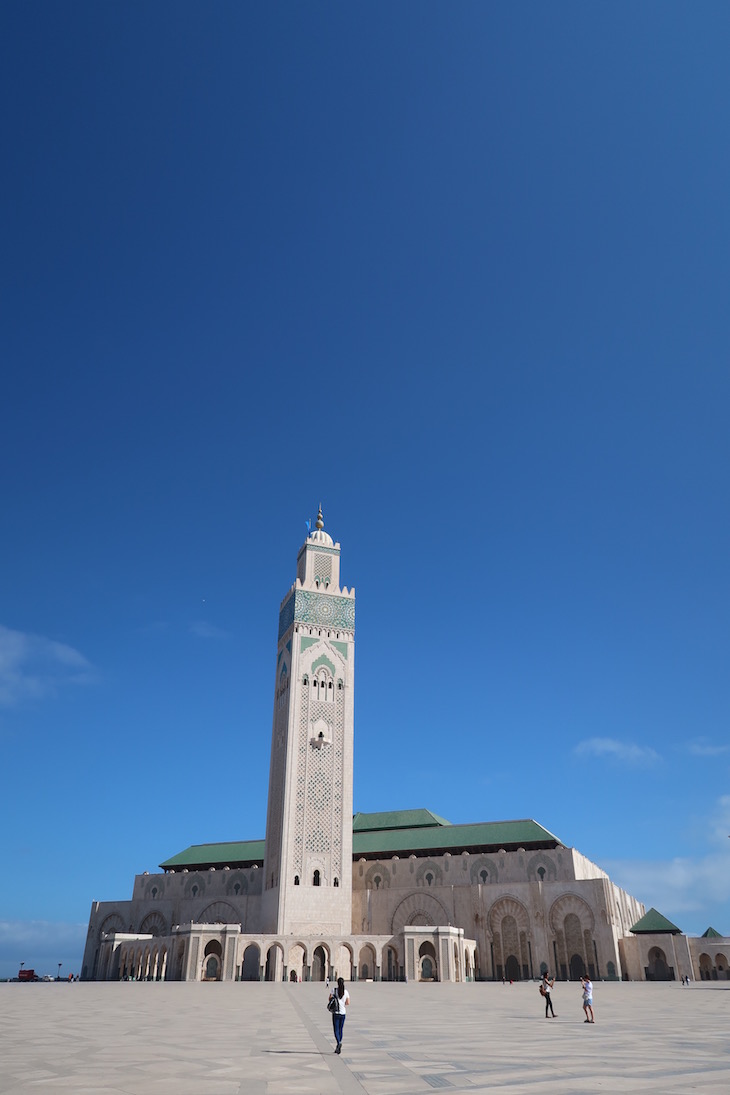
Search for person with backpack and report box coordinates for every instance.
[328,976,350,1054]
[540,971,557,1018]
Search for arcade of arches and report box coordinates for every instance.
[96,927,479,984]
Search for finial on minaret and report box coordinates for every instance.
[315,504,324,531]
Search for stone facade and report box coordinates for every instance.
[619,931,730,982]
[81,510,716,984]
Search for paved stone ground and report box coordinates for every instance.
[1,980,728,1094]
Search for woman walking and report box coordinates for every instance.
[328,976,350,1054]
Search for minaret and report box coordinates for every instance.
[262,507,355,936]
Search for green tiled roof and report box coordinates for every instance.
[160,816,561,870]
[352,809,452,833]
[701,926,723,938]
[159,839,265,870]
[353,818,560,857]
[630,907,682,935]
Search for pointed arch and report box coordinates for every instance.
[139,911,168,937]
[487,895,530,936]
[98,913,125,940]
[197,901,241,925]
[390,892,449,933]
[548,893,595,935]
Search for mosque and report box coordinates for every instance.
[81,512,729,984]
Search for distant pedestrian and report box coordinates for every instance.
[580,976,594,1023]
[329,976,350,1054]
[540,972,556,1018]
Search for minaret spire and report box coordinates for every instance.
[262,514,355,936]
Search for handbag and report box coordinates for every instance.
[327,996,338,1013]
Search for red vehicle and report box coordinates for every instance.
[18,969,38,982]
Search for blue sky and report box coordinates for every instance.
[1,2,729,978]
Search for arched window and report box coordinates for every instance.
[425,872,433,886]
[313,870,321,887]
[233,883,241,895]
[479,870,488,883]
[333,877,339,887]
[191,885,198,897]
[537,866,546,881]
[294,875,300,886]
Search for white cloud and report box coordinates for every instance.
[603,797,730,930]
[604,851,730,919]
[189,620,230,640]
[0,919,87,979]
[0,624,96,707]
[574,737,660,767]
[685,738,730,758]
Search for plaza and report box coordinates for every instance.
[1,980,728,1094]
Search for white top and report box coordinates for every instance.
[309,528,334,546]
[330,989,350,1015]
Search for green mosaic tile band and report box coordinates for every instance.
[296,543,341,559]
[279,589,355,640]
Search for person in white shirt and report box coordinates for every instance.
[580,976,594,1023]
[328,977,351,1054]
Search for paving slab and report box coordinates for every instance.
[1,980,728,1094]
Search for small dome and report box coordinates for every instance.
[310,528,333,545]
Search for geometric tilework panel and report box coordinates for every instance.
[278,594,296,640]
[313,553,332,584]
[294,590,355,631]
[279,590,355,641]
[294,685,309,875]
[304,728,333,854]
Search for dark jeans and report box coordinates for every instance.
[332,1013,346,1044]
[545,992,555,1017]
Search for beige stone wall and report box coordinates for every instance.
[618,932,730,982]
[619,932,694,981]
[81,867,267,980]
[688,935,730,980]
[84,843,648,982]
[351,845,644,980]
